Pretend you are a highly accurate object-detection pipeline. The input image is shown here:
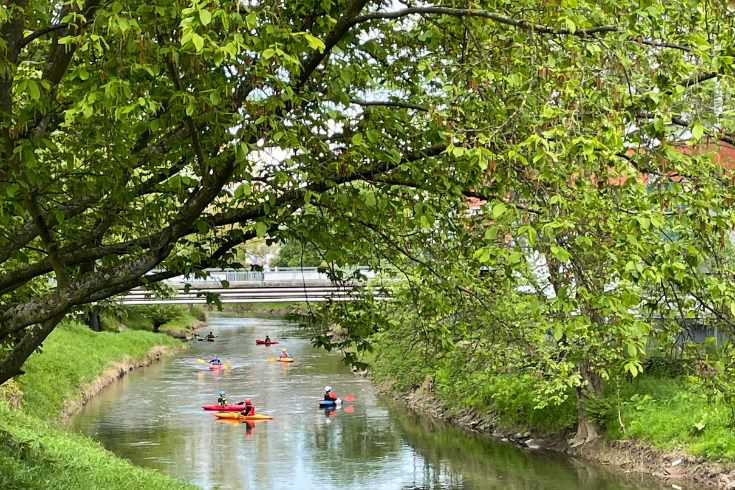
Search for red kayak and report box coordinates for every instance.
[202,404,246,411]
[209,364,222,370]
[256,339,279,345]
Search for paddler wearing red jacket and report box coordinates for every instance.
[280,348,289,358]
[324,386,337,401]
[240,399,255,416]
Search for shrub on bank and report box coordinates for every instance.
[369,326,735,461]
[0,402,198,490]
[17,321,183,418]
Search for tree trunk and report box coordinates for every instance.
[569,361,603,448]
[84,312,101,332]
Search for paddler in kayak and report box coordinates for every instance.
[280,348,290,359]
[239,399,255,417]
[209,356,222,366]
[205,332,216,341]
[324,386,338,402]
[264,335,271,343]
[217,391,227,408]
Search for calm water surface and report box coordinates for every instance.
[71,315,700,490]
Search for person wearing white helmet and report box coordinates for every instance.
[324,386,337,402]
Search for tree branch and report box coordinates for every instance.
[19,22,69,48]
[351,97,428,111]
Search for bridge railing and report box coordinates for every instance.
[162,266,375,285]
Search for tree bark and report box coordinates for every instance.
[84,312,101,332]
[569,360,603,447]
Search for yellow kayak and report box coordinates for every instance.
[277,357,294,363]
[214,412,274,421]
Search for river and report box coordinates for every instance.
[71,315,696,490]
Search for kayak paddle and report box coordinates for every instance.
[197,358,231,367]
[344,406,355,413]
[343,396,355,402]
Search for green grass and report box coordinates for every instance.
[101,305,204,333]
[599,376,735,460]
[17,321,185,418]
[368,324,735,461]
[0,402,198,490]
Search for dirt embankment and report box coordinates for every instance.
[392,378,734,490]
[61,345,185,420]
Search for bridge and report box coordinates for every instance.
[119,267,384,305]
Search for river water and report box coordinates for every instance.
[71,315,695,490]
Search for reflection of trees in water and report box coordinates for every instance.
[394,411,673,490]
[303,409,405,483]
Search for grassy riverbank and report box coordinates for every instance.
[17,321,187,418]
[368,329,735,463]
[101,304,206,338]
[0,319,198,489]
[0,402,198,490]
[214,302,308,317]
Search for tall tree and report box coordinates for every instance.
[1,2,735,450]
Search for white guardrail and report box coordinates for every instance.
[162,267,375,285]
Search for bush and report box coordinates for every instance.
[189,306,206,322]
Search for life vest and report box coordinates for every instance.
[325,392,337,401]
[281,352,289,358]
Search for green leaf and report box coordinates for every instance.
[304,33,326,52]
[192,34,204,52]
[199,9,211,26]
[492,202,507,218]
[692,123,705,140]
[27,80,40,101]
[256,222,268,238]
[262,48,276,59]
[364,191,376,208]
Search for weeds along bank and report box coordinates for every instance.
[366,324,735,488]
[0,319,198,490]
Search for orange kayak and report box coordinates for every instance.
[214,412,274,421]
[209,364,223,370]
[276,358,294,363]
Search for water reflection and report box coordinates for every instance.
[71,316,702,490]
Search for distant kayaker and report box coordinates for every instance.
[280,348,290,359]
[210,356,222,365]
[218,391,227,408]
[239,399,255,416]
[324,386,337,402]
[264,335,271,343]
[205,332,215,341]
